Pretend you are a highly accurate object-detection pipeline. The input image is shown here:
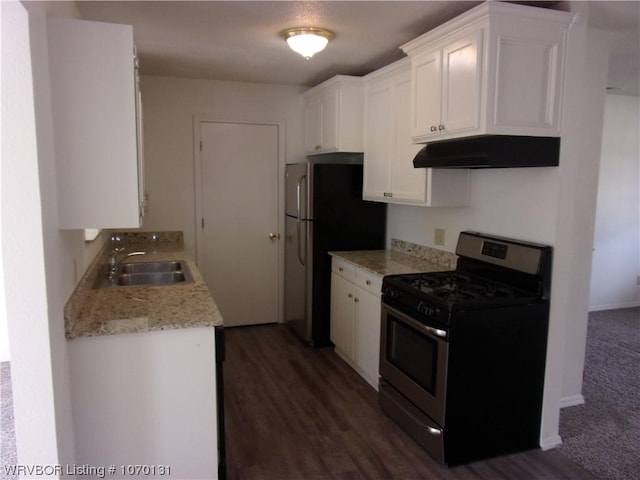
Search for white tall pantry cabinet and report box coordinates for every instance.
[47,18,144,229]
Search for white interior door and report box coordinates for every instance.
[199,122,279,327]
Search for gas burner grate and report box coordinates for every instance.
[397,271,527,305]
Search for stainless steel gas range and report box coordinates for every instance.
[379,231,552,466]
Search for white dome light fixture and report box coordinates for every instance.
[282,27,334,60]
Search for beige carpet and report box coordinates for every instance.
[0,362,16,480]
[558,307,640,480]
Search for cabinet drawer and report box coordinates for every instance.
[332,258,356,283]
[355,269,383,296]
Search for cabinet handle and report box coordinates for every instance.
[366,280,371,285]
[338,267,343,272]
[430,126,437,132]
[348,293,353,298]
[354,297,359,303]
[383,192,393,198]
[438,124,445,131]
[315,145,321,150]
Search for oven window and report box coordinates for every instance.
[387,314,438,394]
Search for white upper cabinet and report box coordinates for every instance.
[363,59,469,207]
[411,29,482,141]
[304,76,364,154]
[401,2,572,143]
[48,18,145,229]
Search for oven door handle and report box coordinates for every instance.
[386,382,443,436]
[384,304,448,340]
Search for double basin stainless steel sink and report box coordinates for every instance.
[93,260,194,289]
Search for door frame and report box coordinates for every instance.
[193,115,286,324]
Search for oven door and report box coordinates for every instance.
[379,303,449,427]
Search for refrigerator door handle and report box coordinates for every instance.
[297,221,304,266]
[296,174,305,221]
[296,174,307,266]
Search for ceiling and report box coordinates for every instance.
[72,1,639,95]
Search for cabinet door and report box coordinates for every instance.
[48,18,141,229]
[330,273,354,358]
[134,54,146,219]
[353,287,381,390]
[488,22,565,135]
[319,88,339,152]
[440,29,482,136]
[389,74,427,204]
[304,97,321,153]
[363,82,393,201]
[412,48,442,139]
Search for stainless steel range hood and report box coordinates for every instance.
[413,135,560,169]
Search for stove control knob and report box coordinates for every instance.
[383,287,401,300]
[417,302,435,316]
[417,301,426,314]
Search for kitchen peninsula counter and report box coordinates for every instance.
[330,238,457,276]
[65,231,223,340]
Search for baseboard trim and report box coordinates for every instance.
[540,434,562,451]
[589,301,640,312]
[560,394,585,408]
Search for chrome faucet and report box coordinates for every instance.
[108,248,146,279]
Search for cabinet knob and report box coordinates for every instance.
[438,124,445,131]
[430,125,438,132]
[315,145,321,150]
[268,233,280,240]
[338,267,343,272]
[366,280,371,285]
[354,297,359,303]
[383,192,393,198]
[347,293,353,298]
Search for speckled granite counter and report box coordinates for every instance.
[329,238,457,276]
[65,232,223,340]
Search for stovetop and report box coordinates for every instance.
[381,232,552,325]
[401,271,530,302]
[382,270,540,315]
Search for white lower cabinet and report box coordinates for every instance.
[69,328,219,479]
[330,258,382,390]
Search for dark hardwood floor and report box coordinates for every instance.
[223,324,597,480]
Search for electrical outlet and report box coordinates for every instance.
[434,228,445,246]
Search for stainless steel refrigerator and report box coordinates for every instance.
[284,161,386,347]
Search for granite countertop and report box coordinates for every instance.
[65,232,223,340]
[329,238,458,277]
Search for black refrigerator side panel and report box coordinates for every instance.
[215,326,226,479]
[310,164,387,347]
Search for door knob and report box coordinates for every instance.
[269,233,280,240]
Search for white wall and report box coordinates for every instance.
[139,76,306,258]
[589,94,640,311]
[1,0,97,472]
[1,0,63,468]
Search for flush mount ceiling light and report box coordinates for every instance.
[282,27,334,60]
